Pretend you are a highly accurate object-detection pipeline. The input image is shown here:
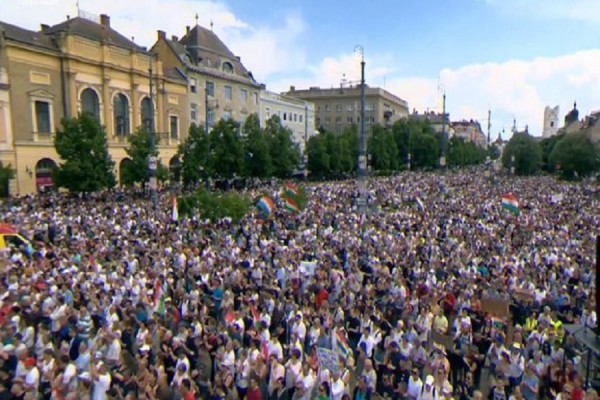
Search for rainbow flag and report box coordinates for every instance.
[501,194,520,215]
[257,196,275,218]
[334,329,352,360]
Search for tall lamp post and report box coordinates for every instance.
[303,103,309,181]
[203,86,218,191]
[148,57,158,208]
[355,45,367,212]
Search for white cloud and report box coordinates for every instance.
[3,0,305,83]
[276,49,600,137]
[483,0,600,23]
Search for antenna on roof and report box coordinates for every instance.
[195,13,199,26]
[76,0,80,15]
[210,20,214,31]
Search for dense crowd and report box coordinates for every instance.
[0,170,599,400]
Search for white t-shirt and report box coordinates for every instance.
[92,373,111,400]
[25,367,40,393]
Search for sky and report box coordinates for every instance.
[4,0,600,137]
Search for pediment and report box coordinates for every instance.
[27,89,55,99]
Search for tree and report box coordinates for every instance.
[53,113,116,192]
[548,133,599,180]
[539,133,565,172]
[178,124,210,187]
[501,132,542,175]
[121,128,165,187]
[0,162,15,198]
[306,134,330,179]
[448,137,486,167]
[209,119,244,179]
[178,188,250,223]
[242,114,272,178]
[369,124,399,171]
[410,131,439,169]
[265,116,300,178]
[488,144,501,160]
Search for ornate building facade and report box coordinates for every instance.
[151,24,261,131]
[0,13,188,195]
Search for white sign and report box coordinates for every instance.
[148,156,157,171]
[317,347,339,374]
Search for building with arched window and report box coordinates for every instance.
[151,24,261,131]
[0,13,189,194]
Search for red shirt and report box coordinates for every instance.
[247,387,263,400]
[316,289,329,308]
[184,391,195,400]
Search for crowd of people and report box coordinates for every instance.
[0,170,599,400]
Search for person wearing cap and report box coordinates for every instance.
[419,374,436,400]
[22,357,39,397]
[89,357,110,400]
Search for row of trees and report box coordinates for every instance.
[47,111,598,194]
[502,131,599,179]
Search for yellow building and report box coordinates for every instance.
[0,13,188,195]
[151,23,261,130]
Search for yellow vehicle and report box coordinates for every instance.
[0,224,32,253]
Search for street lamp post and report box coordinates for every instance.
[355,45,367,212]
[204,87,211,191]
[148,57,158,208]
[304,103,309,181]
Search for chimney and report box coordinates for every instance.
[289,85,295,92]
[40,24,50,32]
[186,26,190,34]
[99,14,110,28]
[157,30,166,40]
[171,35,178,42]
[236,56,241,61]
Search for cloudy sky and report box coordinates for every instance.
[5,0,600,137]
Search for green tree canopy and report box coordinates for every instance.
[448,137,486,167]
[242,114,272,178]
[265,115,300,178]
[369,124,399,171]
[539,133,565,172]
[0,162,15,197]
[306,133,330,179]
[177,124,210,187]
[501,132,542,175]
[410,130,439,169]
[53,113,116,192]
[209,119,244,179]
[121,128,165,187]
[548,133,599,180]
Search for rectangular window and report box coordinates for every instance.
[299,115,303,123]
[206,81,215,96]
[317,105,321,111]
[283,113,287,121]
[170,116,179,139]
[347,117,353,123]
[35,100,51,133]
[224,86,233,101]
[325,105,330,111]
[254,92,258,105]
[336,104,342,112]
[265,107,271,118]
[346,104,353,111]
[240,113,247,125]
[366,104,375,111]
[325,117,331,124]
[190,103,197,121]
[293,114,297,122]
[336,116,342,124]
[223,111,232,120]
[190,78,197,93]
[315,117,320,126]
[240,89,248,103]
[207,109,215,126]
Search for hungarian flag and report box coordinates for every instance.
[501,193,520,216]
[284,183,299,200]
[284,197,301,214]
[153,279,166,316]
[249,306,260,323]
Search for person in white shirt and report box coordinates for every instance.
[268,356,285,397]
[330,371,345,400]
[295,363,316,400]
[91,361,111,400]
[23,357,40,396]
[407,368,423,400]
[357,327,375,358]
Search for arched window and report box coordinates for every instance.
[222,61,233,74]
[113,93,130,136]
[35,158,57,191]
[80,88,100,121]
[141,97,153,131]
